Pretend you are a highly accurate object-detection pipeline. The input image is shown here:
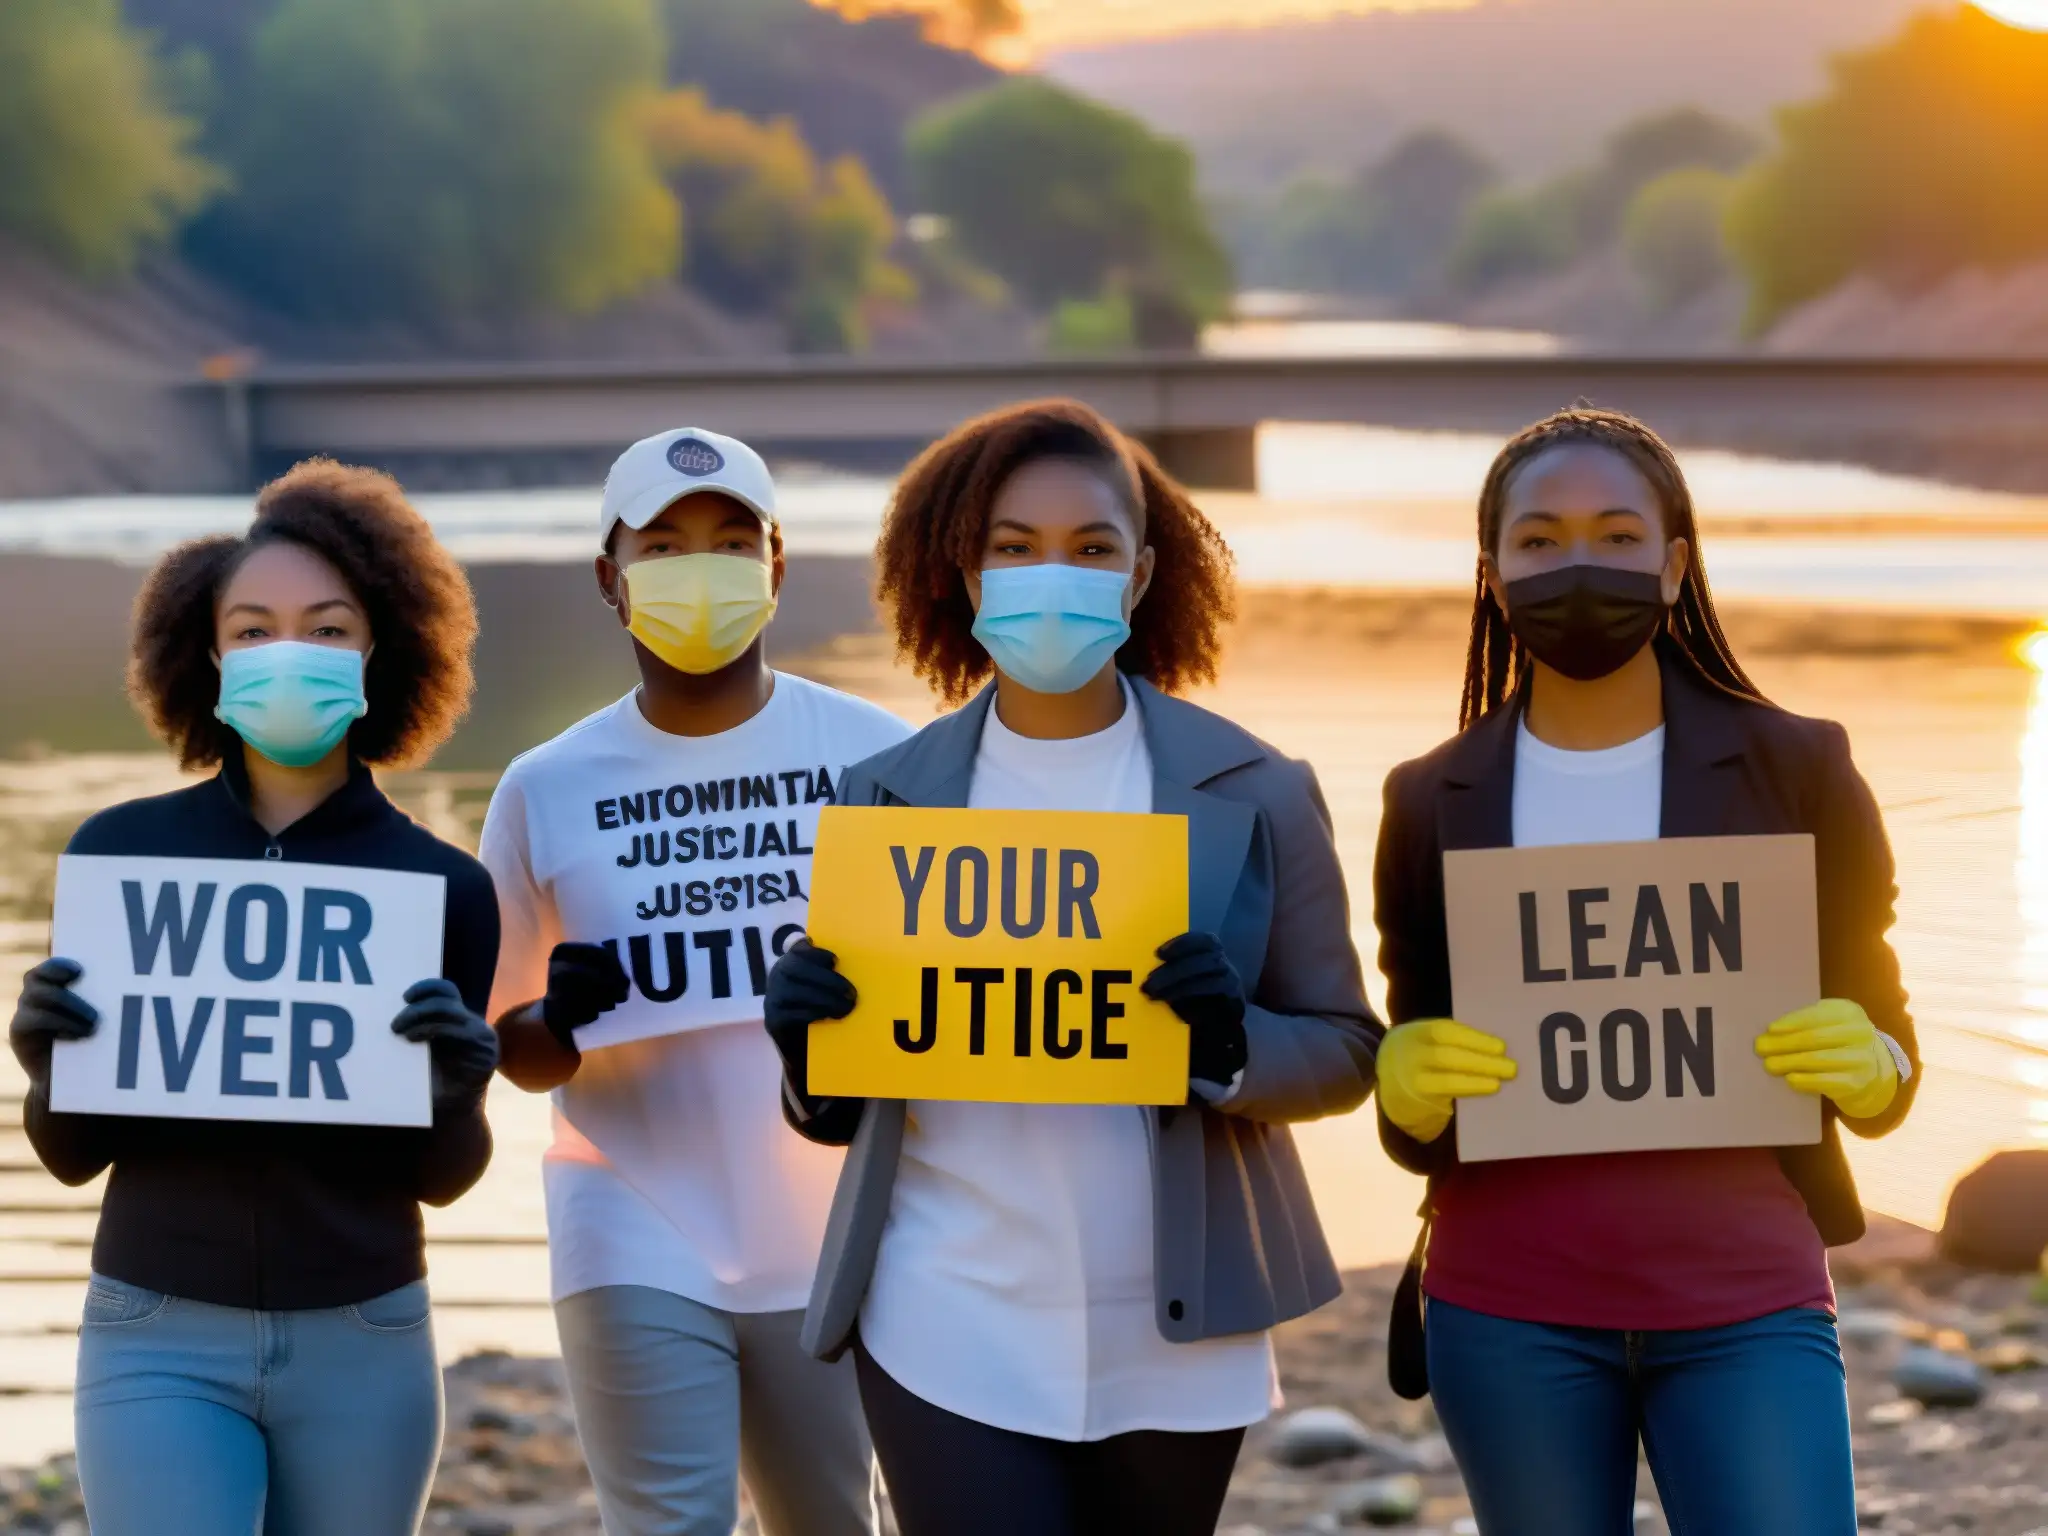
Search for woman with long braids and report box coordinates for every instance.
[1372,408,1916,1533]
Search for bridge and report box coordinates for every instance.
[200,352,2048,491]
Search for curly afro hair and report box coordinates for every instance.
[875,399,1237,705]
[129,459,478,770]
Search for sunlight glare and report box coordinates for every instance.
[2022,629,2048,673]
[1973,0,2048,31]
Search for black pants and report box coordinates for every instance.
[854,1340,1246,1536]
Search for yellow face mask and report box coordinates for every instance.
[623,553,778,675]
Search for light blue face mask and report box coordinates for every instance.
[214,642,369,768]
[971,564,1134,695]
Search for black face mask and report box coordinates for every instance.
[1502,564,1669,682]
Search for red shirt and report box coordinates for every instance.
[1422,1147,1834,1331]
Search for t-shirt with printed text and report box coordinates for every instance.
[479,673,914,1312]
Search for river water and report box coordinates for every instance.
[2,408,2048,1460]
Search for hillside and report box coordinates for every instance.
[1046,0,1928,192]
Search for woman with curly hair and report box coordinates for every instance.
[7,460,501,1536]
[761,400,1381,1535]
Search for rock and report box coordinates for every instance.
[1401,1433,1454,1473]
[2000,1307,2044,1337]
[1330,1474,1424,1527]
[1267,1407,1377,1468]
[1893,1345,1986,1408]
[1869,1397,1925,1426]
[1449,1520,1480,1536]
[1837,1308,1910,1346]
[462,1520,514,1536]
[1939,1151,2048,1272]
[466,1405,539,1436]
[1978,1338,2043,1374]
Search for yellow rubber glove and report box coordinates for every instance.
[1754,999,1899,1120]
[1377,1018,1519,1144]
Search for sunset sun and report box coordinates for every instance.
[1972,0,2048,30]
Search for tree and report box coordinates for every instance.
[1444,188,1577,295]
[658,0,994,204]
[1726,7,2048,333]
[643,87,910,350]
[1441,106,1758,298]
[0,0,217,274]
[194,0,681,323]
[1572,107,1759,246]
[1624,168,1735,313]
[907,78,1231,342]
[823,0,1020,49]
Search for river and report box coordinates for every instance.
[2,399,2048,1459]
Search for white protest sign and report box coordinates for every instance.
[49,855,444,1128]
[1445,833,1823,1162]
[565,767,840,1051]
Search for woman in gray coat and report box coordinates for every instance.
[762,400,1380,1536]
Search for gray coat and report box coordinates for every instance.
[793,678,1381,1362]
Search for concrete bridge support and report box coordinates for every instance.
[1140,427,1260,491]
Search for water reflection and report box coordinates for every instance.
[2015,633,2048,1138]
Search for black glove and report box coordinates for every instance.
[10,958,98,1091]
[763,939,856,1098]
[1143,932,1248,1091]
[541,942,630,1053]
[393,979,500,1107]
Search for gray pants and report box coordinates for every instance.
[555,1285,875,1536]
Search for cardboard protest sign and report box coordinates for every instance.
[806,807,1191,1105]
[1445,834,1822,1162]
[49,855,444,1128]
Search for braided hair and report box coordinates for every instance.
[1459,407,1764,731]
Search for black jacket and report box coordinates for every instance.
[1372,646,1917,1247]
[25,756,500,1309]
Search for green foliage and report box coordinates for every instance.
[1445,187,1577,295]
[0,0,218,274]
[198,0,680,322]
[907,78,1231,341]
[1048,292,1135,353]
[1443,106,1759,297]
[644,88,910,351]
[1569,107,1760,247]
[656,0,994,204]
[1726,7,2048,334]
[1624,168,1735,313]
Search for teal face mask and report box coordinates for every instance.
[970,564,1133,695]
[214,642,369,768]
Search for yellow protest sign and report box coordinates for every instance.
[805,806,1191,1105]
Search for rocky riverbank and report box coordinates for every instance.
[4,1218,2042,1534]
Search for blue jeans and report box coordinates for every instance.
[1426,1299,1856,1536]
[74,1274,443,1536]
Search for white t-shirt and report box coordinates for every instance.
[859,681,1280,1442]
[479,674,913,1312]
[1511,718,1665,848]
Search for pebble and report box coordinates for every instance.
[1837,1308,1909,1346]
[1330,1473,1424,1526]
[1977,1338,2043,1374]
[1267,1406,1378,1468]
[1893,1345,1987,1409]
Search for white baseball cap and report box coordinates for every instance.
[599,428,778,550]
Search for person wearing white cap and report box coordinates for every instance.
[477,429,910,1535]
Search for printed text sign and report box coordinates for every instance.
[806,807,1191,1105]
[1446,834,1822,1162]
[576,767,833,1050]
[49,855,443,1127]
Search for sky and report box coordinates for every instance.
[1015,0,1471,51]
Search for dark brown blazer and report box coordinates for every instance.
[1372,644,1917,1246]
